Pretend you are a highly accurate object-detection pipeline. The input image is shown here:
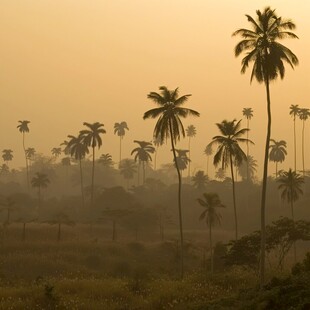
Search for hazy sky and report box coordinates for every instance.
[1,1,310,178]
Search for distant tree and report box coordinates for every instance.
[242,107,253,180]
[204,145,213,177]
[2,149,13,165]
[289,104,300,171]
[298,108,310,176]
[144,86,200,278]
[186,125,197,178]
[60,140,70,155]
[114,121,129,162]
[17,120,30,189]
[46,212,75,242]
[0,164,9,176]
[197,192,225,275]
[79,122,106,207]
[31,173,50,211]
[153,135,164,170]
[67,135,89,208]
[0,196,16,224]
[98,153,114,169]
[192,170,208,192]
[51,147,62,158]
[119,158,137,189]
[208,119,251,240]
[25,147,36,166]
[269,139,287,178]
[237,155,257,182]
[277,169,304,262]
[174,149,190,176]
[131,140,155,185]
[215,168,226,181]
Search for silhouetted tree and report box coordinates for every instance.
[204,145,213,177]
[233,6,299,286]
[242,107,253,181]
[31,172,50,211]
[298,108,310,176]
[289,104,300,171]
[98,153,114,169]
[192,170,208,192]
[119,158,137,189]
[186,124,196,178]
[25,147,36,168]
[153,135,164,170]
[2,149,13,166]
[51,147,62,158]
[174,149,190,177]
[144,86,200,278]
[269,139,287,177]
[238,155,257,182]
[114,121,129,163]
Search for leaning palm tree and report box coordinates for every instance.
[289,105,300,171]
[143,86,200,278]
[67,134,89,208]
[131,140,155,185]
[233,6,299,286]
[31,172,50,211]
[197,192,225,275]
[269,139,287,178]
[186,124,197,178]
[242,108,254,181]
[79,122,106,207]
[204,144,213,177]
[277,169,304,262]
[298,108,310,176]
[2,149,13,165]
[17,120,30,189]
[114,121,129,162]
[208,119,251,240]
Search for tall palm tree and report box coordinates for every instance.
[67,135,89,208]
[192,170,208,192]
[208,119,251,240]
[289,105,300,171]
[131,140,155,185]
[186,124,197,178]
[204,144,213,177]
[2,149,13,165]
[143,86,200,278]
[242,108,253,181]
[233,7,299,286]
[298,108,310,176]
[114,121,129,162]
[197,192,225,275]
[119,158,137,189]
[269,139,287,177]
[17,120,30,189]
[79,122,106,207]
[31,172,50,211]
[51,147,62,158]
[277,169,304,262]
[25,147,36,168]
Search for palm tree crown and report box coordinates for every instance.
[67,135,89,160]
[2,150,13,162]
[51,147,62,158]
[269,139,287,163]
[31,172,50,189]
[114,122,129,138]
[79,122,106,149]
[192,170,208,191]
[289,105,300,120]
[242,108,253,120]
[17,120,30,133]
[131,141,155,162]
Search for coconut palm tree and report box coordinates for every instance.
[79,122,106,207]
[233,6,299,286]
[131,140,155,185]
[119,158,137,189]
[242,108,253,181]
[98,153,114,168]
[289,105,300,171]
[67,135,89,208]
[204,145,213,177]
[114,121,129,162]
[186,124,197,178]
[298,108,310,176]
[31,172,50,211]
[143,86,200,278]
[192,170,208,192]
[269,139,287,177]
[51,147,62,158]
[197,192,225,275]
[277,169,304,262]
[17,120,30,189]
[175,149,190,176]
[2,149,13,165]
[208,119,251,240]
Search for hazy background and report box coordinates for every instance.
[1,0,309,178]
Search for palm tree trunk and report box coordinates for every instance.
[91,146,95,207]
[143,161,146,185]
[23,132,29,191]
[276,162,278,178]
[293,117,297,171]
[188,137,191,179]
[209,223,213,275]
[207,156,209,177]
[260,75,271,289]
[119,136,122,163]
[79,159,85,208]
[291,199,297,263]
[302,120,305,176]
[246,118,249,182]
[229,154,238,240]
[169,120,184,279]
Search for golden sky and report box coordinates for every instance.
[1,1,310,177]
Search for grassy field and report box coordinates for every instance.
[0,224,308,309]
